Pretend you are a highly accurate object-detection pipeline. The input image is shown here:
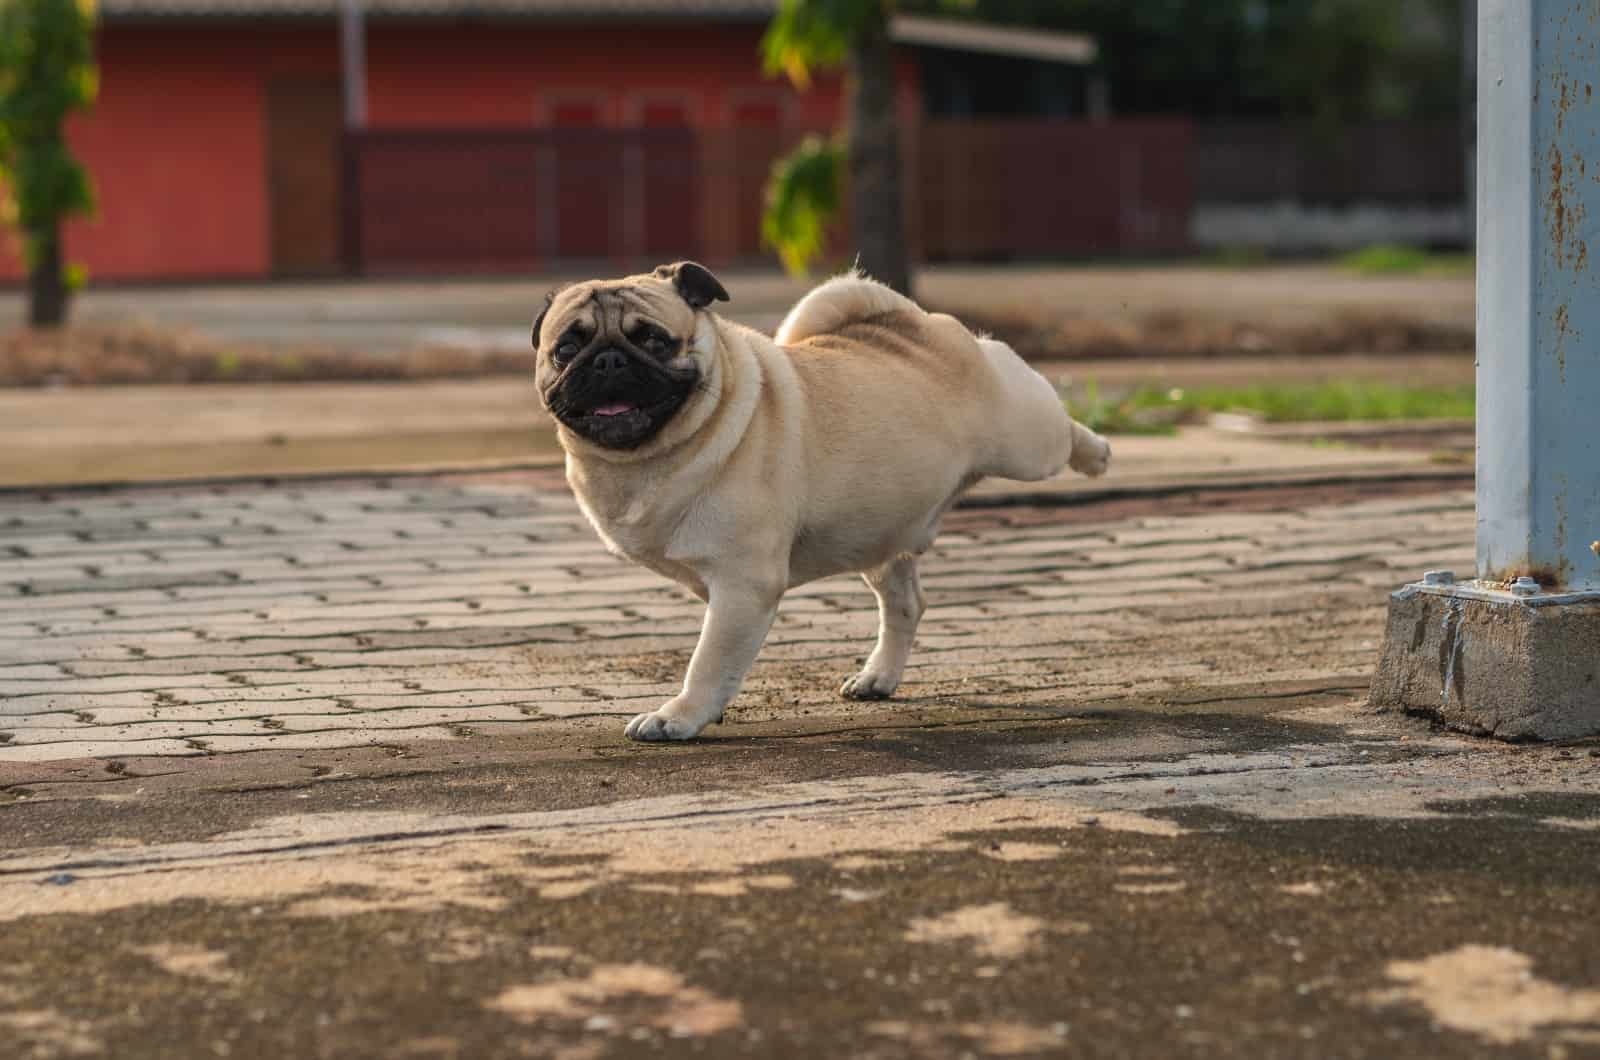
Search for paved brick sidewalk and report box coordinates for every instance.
[12,473,1600,1060]
[1,471,1472,764]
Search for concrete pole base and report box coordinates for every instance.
[1371,583,1600,740]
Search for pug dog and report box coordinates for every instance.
[534,262,1110,741]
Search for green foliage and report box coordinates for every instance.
[1065,379,1178,436]
[1170,381,1475,422]
[1339,244,1474,277]
[1073,380,1475,433]
[759,0,896,277]
[1264,0,1404,127]
[900,0,1465,123]
[761,0,928,285]
[1207,244,1271,268]
[762,0,884,87]
[0,0,98,264]
[762,135,844,276]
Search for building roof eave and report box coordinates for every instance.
[889,14,1097,66]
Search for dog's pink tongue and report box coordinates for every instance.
[591,402,635,417]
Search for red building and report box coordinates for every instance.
[1,3,1191,282]
[0,1,891,282]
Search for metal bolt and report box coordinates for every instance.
[1423,570,1456,587]
[1511,576,1540,596]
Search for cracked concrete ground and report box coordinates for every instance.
[3,471,1599,1059]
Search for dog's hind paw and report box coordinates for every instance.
[1070,433,1111,478]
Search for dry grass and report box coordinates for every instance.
[1,302,1476,388]
[953,307,1474,362]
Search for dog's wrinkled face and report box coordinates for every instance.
[534,262,728,452]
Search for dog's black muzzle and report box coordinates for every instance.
[543,346,698,450]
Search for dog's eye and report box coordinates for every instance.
[632,329,671,356]
[554,340,580,364]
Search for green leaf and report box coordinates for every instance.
[762,0,882,86]
[761,135,844,277]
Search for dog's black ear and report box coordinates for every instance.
[531,287,562,347]
[655,261,730,310]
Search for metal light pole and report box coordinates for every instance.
[339,0,366,275]
[1460,0,1475,247]
[340,0,367,130]
[1371,0,1600,739]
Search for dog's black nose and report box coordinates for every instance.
[592,349,628,376]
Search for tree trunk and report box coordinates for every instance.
[847,5,912,296]
[28,224,68,328]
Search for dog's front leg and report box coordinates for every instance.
[624,577,781,742]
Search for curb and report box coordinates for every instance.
[957,466,1472,509]
[1209,417,1475,442]
[953,470,1465,512]
[0,458,1473,507]
[0,456,568,498]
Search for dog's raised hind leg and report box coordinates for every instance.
[841,554,925,701]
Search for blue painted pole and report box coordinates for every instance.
[1477,0,1600,593]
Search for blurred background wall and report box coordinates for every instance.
[0,0,1476,282]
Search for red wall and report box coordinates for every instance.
[0,20,907,282]
[366,23,843,130]
[0,25,337,283]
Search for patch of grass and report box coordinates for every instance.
[1163,381,1474,422]
[1069,380,1474,433]
[1339,244,1475,277]
[1206,244,1271,268]
[1066,380,1179,436]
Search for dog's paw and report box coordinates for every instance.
[840,669,898,701]
[624,706,711,742]
[1070,434,1112,478]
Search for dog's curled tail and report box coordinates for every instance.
[774,271,919,345]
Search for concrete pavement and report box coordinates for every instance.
[4,468,1600,1058]
[0,349,1474,487]
[0,264,1475,353]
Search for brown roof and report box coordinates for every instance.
[101,0,778,18]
